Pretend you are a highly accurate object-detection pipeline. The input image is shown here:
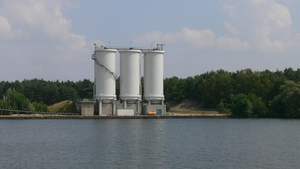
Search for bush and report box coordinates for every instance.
[229,94,252,117]
[166,102,171,112]
[217,100,230,114]
[32,102,49,111]
[0,99,11,109]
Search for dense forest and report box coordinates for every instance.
[0,79,93,112]
[164,68,300,118]
[1,67,300,117]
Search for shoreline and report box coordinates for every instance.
[0,114,230,119]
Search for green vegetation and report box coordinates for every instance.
[164,68,300,118]
[2,68,300,117]
[228,94,252,117]
[48,100,76,112]
[0,79,93,112]
[0,88,47,111]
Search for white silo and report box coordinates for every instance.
[119,49,141,102]
[143,50,165,104]
[92,47,117,100]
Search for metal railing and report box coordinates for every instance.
[0,108,79,115]
[97,44,165,51]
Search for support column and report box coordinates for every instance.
[137,100,140,115]
[112,100,116,115]
[99,99,102,115]
[123,100,127,108]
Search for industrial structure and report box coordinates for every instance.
[78,44,166,116]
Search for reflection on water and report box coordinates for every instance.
[1,119,300,168]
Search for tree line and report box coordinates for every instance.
[1,67,300,117]
[164,68,300,118]
[0,79,93,112]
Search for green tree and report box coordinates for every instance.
[199,70,233,108]
[284,67,295,81]
[269,95,285,118]
[58,86,78,101]
[32,102,49,111]
[248,93,267,117]
[229,94,252,117]
[0,99,10,109]
[164,76,185,101]
[233,69,261,96]
[277,81,300,117]
[75,79,94,98]
[6,88,28,110]
[22,99,35,111]
[217,100,230,114]
[259,70,277,103]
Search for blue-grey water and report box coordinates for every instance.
[1,119,300,169]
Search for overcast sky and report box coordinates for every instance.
[1,0,300,81]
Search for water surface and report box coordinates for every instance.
[1,119,300,169]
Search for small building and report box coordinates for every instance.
[77,99,96,116]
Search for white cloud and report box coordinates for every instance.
[0,0,91,80]
[251,1,292,53]
[253,0,293,29]
[223,0,294,53]
[217,36,251,51]
[259,37,285,53]
[224,22,240,36]
[62,0,80,9]
[223,4,237,10]
[135,27,250,51]
[1,0,89,56]
[178,27,215,47]
[135,31,176,43]
[267,3,292,28]
[0,15,22,39]
[255,26,271,38]
[249,0,274,5]
[135,28,216,47]
[223,4,237,18]
[1,0,77,40]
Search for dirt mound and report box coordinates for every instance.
[171,99,202,109]
[48,100,75,112]
[168,99,220,115]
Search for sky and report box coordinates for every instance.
[1,0,300,81]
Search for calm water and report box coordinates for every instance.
[1,118,300,169]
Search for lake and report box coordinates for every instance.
[1,118,300,169]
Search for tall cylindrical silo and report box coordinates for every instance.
[92,48,117,100]
[119,49,141,101]
[143,50,165,103]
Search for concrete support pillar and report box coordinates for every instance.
[123,100,127,108]
[137,100,140,115]
[161,100,164,105]
[148,100,151,105]
[99,100,102,115]
[112,100,116,115]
